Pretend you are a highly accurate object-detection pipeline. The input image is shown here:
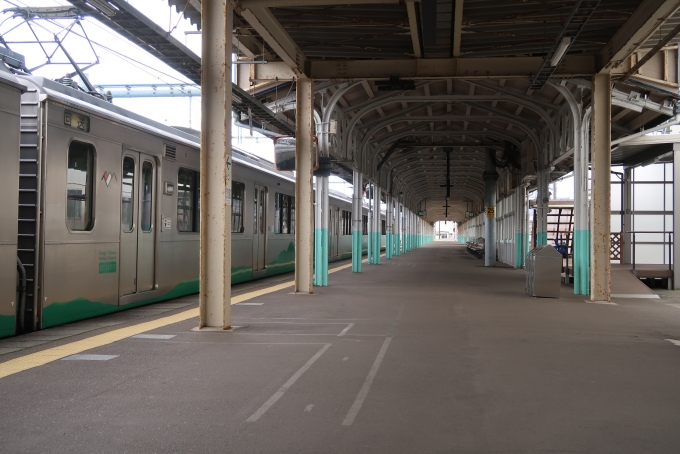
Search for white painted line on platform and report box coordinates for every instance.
[62,354,118,361]
[131,334,176,340]
[611,294,660,299]
[666,339,680,346]
[247,343,331,422]
[666,304,680,309]
[338,323,355,337]
[343,357,349,361]
[304,404,314,412]
[238,303,264,306]
[342,322,398,426]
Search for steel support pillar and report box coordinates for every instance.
[373,185,381,263]
[590,73,612,303]
[386,195,393,259]
[483,149,499,267]
[367,183,374,263]
[322,176,329,284]
[573,109,591,294]
[294,78,314,294]
[536,166,549,246]
[395,201,401,256]
[515,185,526,268]
[674,147,680,289]
[314,175,329,286]
[352,170,363,272]
[623,168,632,265]
[199,0,232,329]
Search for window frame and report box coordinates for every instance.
[65,139,96,234]
[232,181,246,234]
[176,167,200,234]
[275,192,295,234]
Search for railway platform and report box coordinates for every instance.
[2,242,680,453]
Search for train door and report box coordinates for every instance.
[253,183,267,273]
[329,206,339,258]
[119,151,157,297]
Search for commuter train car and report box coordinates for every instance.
[8,75,382,335]
[0,71,24,338]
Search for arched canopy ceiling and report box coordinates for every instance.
[173,0,680,222]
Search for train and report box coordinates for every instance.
[0,72,385,338]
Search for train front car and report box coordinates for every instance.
[0,71,24,337]
[14,76,203,331]
[3,74,371,336]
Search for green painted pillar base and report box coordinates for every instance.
[514,232,523,268]
[536,231,548,246]
[314,228,327,286]
[352,230,362,272]
[386,232,393,259]
[573,229,590,295]
[321,228,328,286]
[372,232,381,264]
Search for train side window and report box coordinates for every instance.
[362,215,368,235]
[232,182,245,233]
[121,156,135,231]
[275,193,295,234]
[342,210,352,235]
[66,141,95,231]
[177,168,199,232]
[141,161,153,232]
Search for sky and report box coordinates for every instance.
[0,0,275,156]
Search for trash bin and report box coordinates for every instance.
[526,244,562,298]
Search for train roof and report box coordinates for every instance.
[17,75,201,148]
[0,68,26,92]
[16,75,355,205]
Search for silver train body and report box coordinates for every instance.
[0,76,385,337]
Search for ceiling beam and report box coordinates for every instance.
[452,0,464,57]
[237,6,309,77]
[599,0,680,73]
[309,55,597,80]
[237,0,408,6]
[406,1,422,58]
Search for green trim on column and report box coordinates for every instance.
[573,229,590,295]
[536,231,548,246]
[372,232,381,264]
[314,228,323,286]
[352,230,362,272]
[386,232,393,259]
[321,228,328,286]
[395,233,400,256]
[515,232,524,268]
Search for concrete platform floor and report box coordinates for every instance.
[2,242,680,453]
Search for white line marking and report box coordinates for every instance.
[585,300,618,305]
[62,354,118,361]
[131,334,176,340]
[238,303,264,306]
[666,339,680,346]
[343,357,349,361]
[247,343,331,422]
[667,304,680,309]
[342,323,397,426]
[304,404,314,412]
[338,323,355,337]
[611,294,659,299]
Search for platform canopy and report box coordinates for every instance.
[156,0,680,222]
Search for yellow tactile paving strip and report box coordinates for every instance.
[0,257,379,379]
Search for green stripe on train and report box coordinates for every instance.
[0,314,15,338]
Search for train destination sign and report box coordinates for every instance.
[64,111,90,132]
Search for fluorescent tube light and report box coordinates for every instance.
[550,37,571,67]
